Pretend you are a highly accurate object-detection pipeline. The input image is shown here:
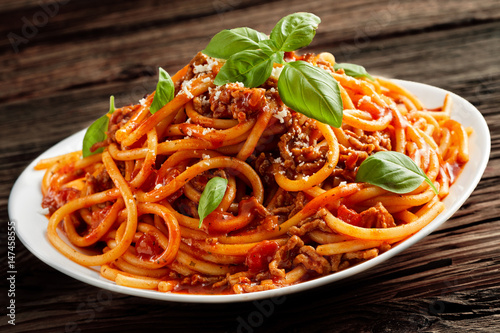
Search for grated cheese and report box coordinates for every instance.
[213,89,221,101]
[180,79,194,98]
[274,108,288,123]
[359,95,372,103]
[200,95,210,106]
[201,128,213,135]
[193,56,219,74]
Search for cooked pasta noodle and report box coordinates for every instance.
[36,50,469,294]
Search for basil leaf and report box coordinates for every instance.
[198,177,228,228]
[150,67,174,114]
[278,61,343,127]
[259,39,285,64]
[202,27,268,60]
[82,96,115,158]
[214,49,275,88]
[355,151,439,194]
[270,12,320,52]
[334,62,374,81]
[259,39,279,54]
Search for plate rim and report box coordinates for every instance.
[8,79,491,303]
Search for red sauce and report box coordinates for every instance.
[173,282,232,295]
[345,152,360,170]
[154,167,184,202]
[90,205,112,229]
[234,88,266,110]
[139,171,157,191]
[135,233,163,261]
[245,240,279,273]
[42,187,80,214]
[337,205,362,227]
[156,167,181,186]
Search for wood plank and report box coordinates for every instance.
[2,0,500,102]
[1,0,499,331]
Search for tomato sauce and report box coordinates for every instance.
[135,233,163,261]
[245,240,279,273]
[337,205,362,226]
[90,205,112,229]
[42,186,80,214]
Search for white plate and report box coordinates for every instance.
[8,80,490,303]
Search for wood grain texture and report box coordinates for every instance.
[1,0,499,332]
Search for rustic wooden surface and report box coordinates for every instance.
[1,0,499,331]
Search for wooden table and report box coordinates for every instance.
[1,0,499,331]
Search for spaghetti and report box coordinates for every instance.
[36,50,470,294]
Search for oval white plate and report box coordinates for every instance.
[8,80,490,303]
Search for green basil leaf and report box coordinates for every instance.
[202,27,268,60]
[198,177,228,228]
[355,151,439,194]
[259,39,279,54]
[278,61,343,127]
[82,96,115,158]
[271,50,285,65]
[214,49,275,88]
[270,12,320,52]
[259,39,285,64]
[150,67,175,114]
[333,62,374,81]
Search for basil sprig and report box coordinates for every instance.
[204,12,346,128]
[334,62,374,81]
[82,96,115,158]
[356,151,439,195]
[278,61,343,127]
[198,177,228,228]
[212,13,320,89]
[150,67,175,114]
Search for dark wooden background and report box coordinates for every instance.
[1,0,499,332]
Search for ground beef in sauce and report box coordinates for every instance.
[269,235,304,278]
[174,52,206,94]
[293,245,331,275]
[288,215,331,237]
[278,113,328,178]
[359,202,396,228]
[85,167,113,195]
[42,187,80,214]
[209,83,267,121]
[268,190,307,222]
